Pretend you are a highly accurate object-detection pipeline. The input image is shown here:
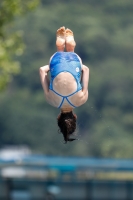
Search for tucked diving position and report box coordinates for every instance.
[39,26,89,143]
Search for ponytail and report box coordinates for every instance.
[57,111,77,143]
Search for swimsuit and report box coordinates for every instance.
[49,52,82,108]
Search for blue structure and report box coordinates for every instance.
[1,155,133,199]
[1,155,133,171]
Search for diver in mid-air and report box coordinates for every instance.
[39,26,89,143]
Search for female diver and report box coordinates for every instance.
[39,26,89,143]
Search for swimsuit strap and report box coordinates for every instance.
[58,97,77,109]
[49,88,80,108]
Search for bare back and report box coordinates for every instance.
[47,52,86,108]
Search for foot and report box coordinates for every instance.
[65,28,74,37]
[56,26,65,51]
[65,28,76,52]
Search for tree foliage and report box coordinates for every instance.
[0,0,39,90]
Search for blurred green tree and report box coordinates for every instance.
[0,0,39,90]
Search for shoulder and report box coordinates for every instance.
[45,90,62,108]
[76,90,89,107]
[68,90,88,107]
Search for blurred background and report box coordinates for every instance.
[0,0,133,199]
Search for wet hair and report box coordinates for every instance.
[57,111,77,143]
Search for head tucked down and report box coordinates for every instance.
[57,111,77,143]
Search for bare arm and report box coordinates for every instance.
[75,64,89,105]
[81,65,89,95]
[39,65,50,96]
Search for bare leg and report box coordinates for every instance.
[65,28,76,52]
[56,26,65,52]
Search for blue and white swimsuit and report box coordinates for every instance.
[49,52,82,108]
